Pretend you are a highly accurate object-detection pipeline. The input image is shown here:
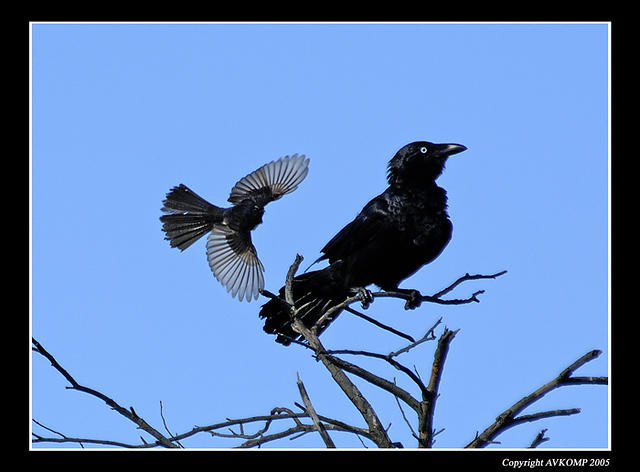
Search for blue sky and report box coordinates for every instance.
[31,22,609,449]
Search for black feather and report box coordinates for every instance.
[259,141,466,344]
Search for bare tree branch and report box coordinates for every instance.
[272,255,400,447]
[370,268,506,307]
[159,401,184,448]
[393,386,419,441]
[318,350,422,413]
[465,350,607,448]
[295,270,507,340]
[32,427,145,448]
[284,254,303,306]
[32,338,179,449]
[432,270,508,298]
[344,305,415,343]
[419,327,458,448]
[323,348,428,399]
[296,373,336,448]
[33,398,373,449]
[292,317,396,447]
[388,318,443,358]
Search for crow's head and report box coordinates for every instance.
[387,141,466,185]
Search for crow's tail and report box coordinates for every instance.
[259,264,348,345]
[160,184,224,251]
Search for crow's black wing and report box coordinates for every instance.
[318,193,394,264]
[228,154,310,206]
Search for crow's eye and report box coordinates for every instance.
[420,147,428,154]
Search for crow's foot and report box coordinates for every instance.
[404,289,423,310]
[355,287,373,310]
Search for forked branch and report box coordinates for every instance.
[465,350,608,448]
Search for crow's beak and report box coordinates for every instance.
[440,144,467,156]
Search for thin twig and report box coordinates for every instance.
[432,270,508,298]
[528,429,550,448]
[323,348,429,399]
[159,401,183,448]
[388,318,443,358]
[513,409,581,426]
[312,295,361,335]
[344,306,415,343]
[296,373,336,448]
[393,379,418,442]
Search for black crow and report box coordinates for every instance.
[259,141,466,344]
[160,154,310,302]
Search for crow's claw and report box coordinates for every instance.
[356,287,373,309]
[404,289,423,310]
